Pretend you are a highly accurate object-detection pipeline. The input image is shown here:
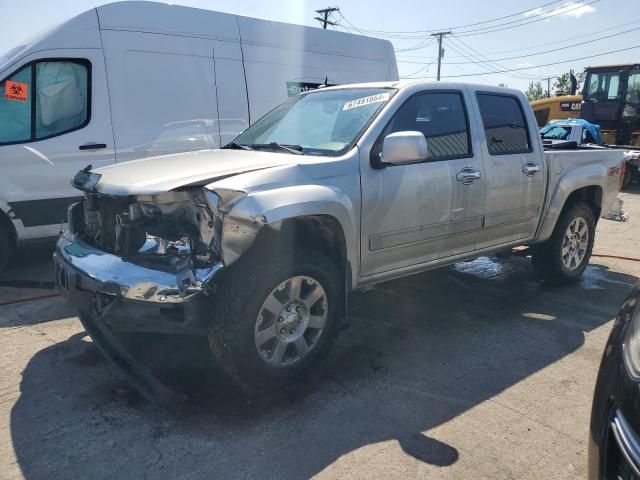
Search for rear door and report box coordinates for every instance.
[360,89,485,277]
[471,92,545,248]
[0,50,114,239]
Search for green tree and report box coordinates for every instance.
[525,81,546,101]
[553,71,586,96]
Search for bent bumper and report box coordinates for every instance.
[54,235,223,304]
[53,235,223,406]
[54,235,223,335]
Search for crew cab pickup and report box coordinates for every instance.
[54,81,625,401]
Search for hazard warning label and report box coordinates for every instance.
[5,80,28,101]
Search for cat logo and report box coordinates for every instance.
[5,80,28,101]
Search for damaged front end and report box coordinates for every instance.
[53,179,261,406]
[57,187,226,305]
[53,166,266,334]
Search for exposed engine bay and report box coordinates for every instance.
[69,188,224,273]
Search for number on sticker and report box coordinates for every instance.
[343,92,390,111]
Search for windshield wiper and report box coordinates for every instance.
[251,142,304,155]
[222,142,253,151]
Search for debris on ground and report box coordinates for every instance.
[603,196,629,222]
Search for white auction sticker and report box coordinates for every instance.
[343,92,391,111]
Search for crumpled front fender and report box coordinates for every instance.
[216,184,359,283]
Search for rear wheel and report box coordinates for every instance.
[209,249,342,390]
[531,201,595,284]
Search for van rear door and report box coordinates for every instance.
[0,49,114,240]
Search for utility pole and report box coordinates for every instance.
[315,7,339,29]
[431,31,451,81]
[547,77,551,97]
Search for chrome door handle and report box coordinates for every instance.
[522,163,541,176]
[456,167,482,185]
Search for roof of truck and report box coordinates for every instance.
[316,80,526,97]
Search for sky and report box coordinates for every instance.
[0,0,636,93]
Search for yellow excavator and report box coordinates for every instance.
[531,64,640,146]
[531,64,640,188]
[580,63,640,147]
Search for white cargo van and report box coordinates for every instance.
[0,1,398,269]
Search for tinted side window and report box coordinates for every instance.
[0,59,89,145]
[0,66,32,143]
[384,92,471,161]
[477,94,531,155]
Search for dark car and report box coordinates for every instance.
[589,283,640,479]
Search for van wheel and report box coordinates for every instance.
[0,227,12,272]
[209,249,342,391]
[531,201,595,285]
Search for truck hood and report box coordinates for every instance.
[90,149,300,196]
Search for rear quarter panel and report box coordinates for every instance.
[535,149,624,242]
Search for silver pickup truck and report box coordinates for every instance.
[54,81,625,400]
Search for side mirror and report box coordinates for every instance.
[381,131,428,166]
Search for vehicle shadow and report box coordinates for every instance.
[9,256,637,479]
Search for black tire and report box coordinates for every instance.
[531,201,595,285]
[208,248,342,391]
[0,227,12,273]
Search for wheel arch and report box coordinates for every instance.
[535,164,606,243]
[219,185,359,288]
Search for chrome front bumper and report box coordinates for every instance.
[54,235,223,305]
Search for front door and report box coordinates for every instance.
[360,89,485,277]
[0,49,114,240]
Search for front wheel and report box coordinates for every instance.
[531,201,595,284]
[209,249,342,390]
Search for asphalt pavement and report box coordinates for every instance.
[1,187,639,479]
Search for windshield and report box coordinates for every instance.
[231,87,395,156]
[541,125,571,140]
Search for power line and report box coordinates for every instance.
[397,18,640,60]
[336,0,566,37]
[445,36,544,81]
[446,37,541,80]
[454,0,601,37]
[337,0,598,40]
[450,37,546,79]
[405,43,640,79]
[395,38,435,53]
[403,57,438,78]
[434,26,640,64]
